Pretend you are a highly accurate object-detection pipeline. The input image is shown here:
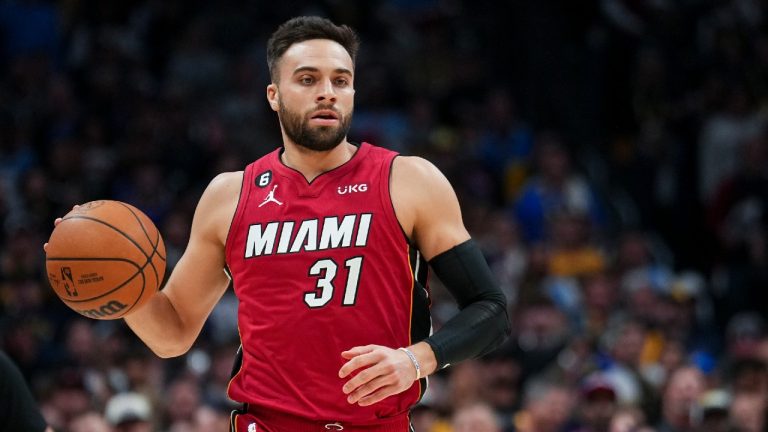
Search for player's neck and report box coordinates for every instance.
[280,140,357,182]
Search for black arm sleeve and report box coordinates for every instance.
[0,351,48,432]
[423,239,511,369]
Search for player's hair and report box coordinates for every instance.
[267,16,360,82]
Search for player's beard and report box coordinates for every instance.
[279,99,352,152]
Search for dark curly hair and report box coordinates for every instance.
[267,16,360,82]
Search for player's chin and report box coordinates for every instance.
[312,129,344,143]
[311,126,335,135]
[309,124,341,135]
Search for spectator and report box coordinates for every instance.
[509,297,571,382]
[452,402,502,432]
[161,376,202,430]
[724,313,766,361]
[599,316,654,409]
[580,271,620,340]
[571,372,620,432]
[480,210,528,306]
[446,360,485,410]
[411,403,450,432]
[546,211,606,279]
[481,352,522,422]
[474,88,534,204]
[694,389,731,432]
[513,132,605,244]
[698,85,765,204]
[608,405,648,432]
[39,368,92,430]
[727,357,768,397]
[728,392,766,432]
[656,365,706,432]
[104,392,153,432]
[513,378,576,432]
[192,404,230,432]
[69,412,113,432]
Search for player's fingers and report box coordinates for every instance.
[340,344,377,359]
[339,350,383,379]
[43,242,48,252]
[342,358,392,394]
[357,384,400,406]
[346,375,392,404]
[339,347,382,378]
[52,205,79,227]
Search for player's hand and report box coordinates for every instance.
[338,344,417,406]
[43,205,79,253]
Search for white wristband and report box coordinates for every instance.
[398,347,421,380]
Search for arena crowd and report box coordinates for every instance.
[2,1,768,431]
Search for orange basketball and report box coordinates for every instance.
[45,200,166,320]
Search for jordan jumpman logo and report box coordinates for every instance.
[259,184,283,207]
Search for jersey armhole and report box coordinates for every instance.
[224,165,252,265]
[381,154,414,247]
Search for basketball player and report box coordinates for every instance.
[51,16,510,431]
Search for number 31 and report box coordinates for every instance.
[305,257,363,308]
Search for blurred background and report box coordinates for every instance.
[2,0,768,431]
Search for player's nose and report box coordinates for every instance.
[315,79,337,103]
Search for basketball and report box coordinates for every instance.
[45,200,166,320]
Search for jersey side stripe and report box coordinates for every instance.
[408,244,431,401]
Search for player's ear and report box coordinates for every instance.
[267,84,279,112]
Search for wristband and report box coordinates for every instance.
[398,347,421,380]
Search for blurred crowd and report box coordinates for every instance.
[2,0,768,431]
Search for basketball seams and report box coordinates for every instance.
[46,257,142,262]
[146,232,166,291]
[115,202,167,289]
[153,231,166,262]
[116,202,167,261]
[62,215,150,260]
[121,270,146,317]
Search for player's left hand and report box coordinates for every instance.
[339,344,417,406]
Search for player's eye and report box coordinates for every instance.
[334,78,349,87]
[299,76,315,85]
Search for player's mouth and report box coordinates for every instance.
[309,110,340,126]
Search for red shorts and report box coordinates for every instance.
[229,406,413,432]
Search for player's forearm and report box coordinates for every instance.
[425,239,511,368]
[124,291,194,358]
[424,296,509,368]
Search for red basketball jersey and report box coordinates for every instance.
[225,142,431,422]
